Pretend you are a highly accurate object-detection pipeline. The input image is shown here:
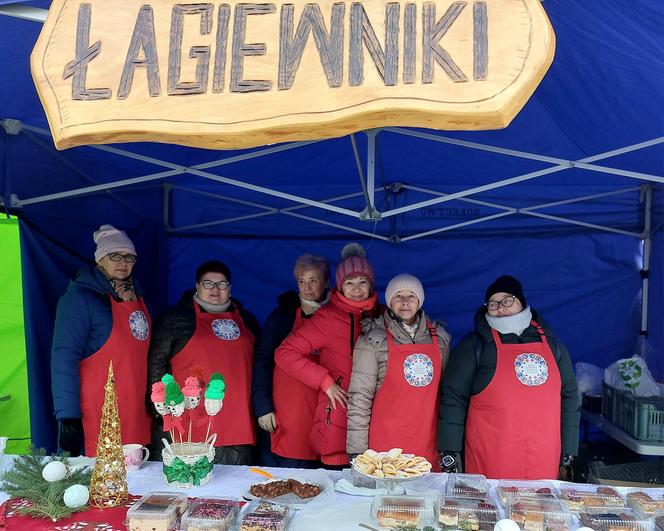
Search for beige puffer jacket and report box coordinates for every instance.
[346,310,451,455]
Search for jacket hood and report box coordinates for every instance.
[72,263,117,296]
[473,305,553,342]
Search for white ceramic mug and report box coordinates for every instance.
[122,443,149,472]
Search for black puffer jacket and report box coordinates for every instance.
[147,290,261,387]
[438,307,579,456]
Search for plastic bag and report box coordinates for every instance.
[604,355,661,397]
[575,362,604,395]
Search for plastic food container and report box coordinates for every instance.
[506,497,573,530]
[445,473,490,501]
[559,484,625,511]
[437,496,499,530]
[626,489,664,516]
[126,491,188,531]
[180,498,241,530]
[656,515,664,530]
[371,494,430,529]
[236,500,291,531]
[579,507,655,530]
[495,480,557,506]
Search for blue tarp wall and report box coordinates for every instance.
[0,0,663,451]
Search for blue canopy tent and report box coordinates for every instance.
[0,0,662,452]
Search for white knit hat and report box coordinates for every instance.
[93,224,136,262]
[385,274,424,308]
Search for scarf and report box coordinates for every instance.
[300,290,331,316]
[485,306,533,336]
[99,265,137,302]
[335,291,378,313]
[193,293,232,313]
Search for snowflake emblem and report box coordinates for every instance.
[128,310,149,340]
[514,352,549,386]
[211,319,241,341]
[403,353,434,387]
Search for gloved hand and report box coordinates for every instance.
[257,412,277,433]
[560,454,575,467]
[439,451,462,473]
[58,418,84,456]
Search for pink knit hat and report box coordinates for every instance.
[93,224,136,262]
[335,243,374,288]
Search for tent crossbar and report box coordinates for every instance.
[581,137,664,163]
[169,184,279,211]
[169,211,278,232]
[192,140,321,170]
[400,211,515,241]
[520,211,641,237]
[522,186,642,211]
[282,211,389,240]
[402,184,518,212]
[572,162,664,183]
[282,190,369,212]
[0,3,47,22]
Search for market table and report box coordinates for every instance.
[1,455,663,530]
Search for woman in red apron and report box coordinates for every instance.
[347,274,450,470]
[148,260,261,465]
[51,224,151,457]
[438,275,580,479]
[252,254,330,467]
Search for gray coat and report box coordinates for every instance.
[346,310,451,454]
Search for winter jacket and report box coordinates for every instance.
[251,290,300,418]
[347,310,451,454]
[275,290,382,465]
[147,290,261,387]
[51,264,147,420]
[438,306,580,456]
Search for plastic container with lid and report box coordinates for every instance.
[506,497,573,530]
[495,480,558,506]
[371,494,432,530]
[437,496,499,530]
[558,484,625,512]
[579,507,655,530]
[235,500,292,531]
[180,498,241,531]
[626,488,664,516]
[445,473,490,501]
[126,491,189,531]
[656,514,664,530]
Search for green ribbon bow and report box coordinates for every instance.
[163,456,212,486]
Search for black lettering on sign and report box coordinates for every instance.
[231,3,276,93]
[278,3,345,90]
[63,3,112,100]
[118,5,161,99]
[168,3,213,95]
[212,4,231,92]
[473,1,487,80]
[403,3,416,84]
[350,3,400,87]
[422,1,467,83]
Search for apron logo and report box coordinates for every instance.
[403,353,434,387]
[128,310,149,340]
[211,319,241,341]
[514,353,548,386]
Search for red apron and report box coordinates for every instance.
[465,321,561,479]
[171,302,256,446]
[271,311,320,460]
[368,320,442,471]
[79,296,151,457]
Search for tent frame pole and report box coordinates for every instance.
[640,183,652,336]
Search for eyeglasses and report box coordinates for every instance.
[108,252,136,263]
[199,280,230,290]
[485,295,517,311]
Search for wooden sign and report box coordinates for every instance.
[31,0,555,150]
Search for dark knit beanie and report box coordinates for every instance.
[485,275,527,308]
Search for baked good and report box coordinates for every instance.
[626,490,664,515]
[560,486,624,511]
[579,510,640,531]
[182,498,240,531]
[249,478,321,500]
[376,496,425,528]
[240,502,289,531]
[353,448,431,478]
[497,485,555,505]
[439,499,498,530]
[127,492,188,531]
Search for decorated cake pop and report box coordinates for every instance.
[204,374,226,416]
[182,377,202,409]
[150,382,168,415]
[165,381,185,417]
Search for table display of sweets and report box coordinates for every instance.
[579,507,656,531]
[126,491,189,531]
[180,497,241,531]
[559,484,626,511]
[505,496,574,530]
[445,473,490,501]
[437,496,499,530]
[371,494,433,530]
[625,489,664,517]
[495,480,558,506]
[237,500,292,531]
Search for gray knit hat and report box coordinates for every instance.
[385,274,424,309]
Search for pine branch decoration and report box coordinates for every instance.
[0,448,92,522]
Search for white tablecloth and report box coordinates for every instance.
[2,455,663,530]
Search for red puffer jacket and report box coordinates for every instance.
[275,290,381,465]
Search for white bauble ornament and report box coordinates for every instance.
[494,519,521,531]
[63,484,90,508]
[42,461,68,482]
